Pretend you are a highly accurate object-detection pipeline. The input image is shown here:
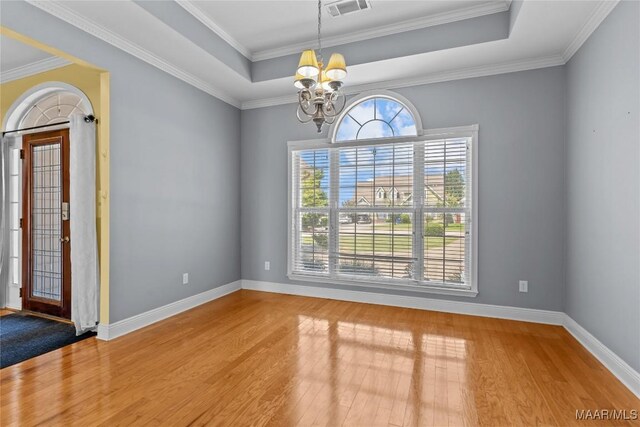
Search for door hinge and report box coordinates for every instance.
[19,218,23,228]
[19,149,25,159]
[19,288,23,298]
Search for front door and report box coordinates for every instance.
[21,129,71,319]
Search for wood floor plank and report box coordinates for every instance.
[1,290,638,426]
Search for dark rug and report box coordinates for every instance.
[0,313,95,369]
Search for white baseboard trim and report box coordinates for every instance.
[563,314,640,399]
[5,302,22,311]
[96,323,110,340]
[97,280,241,341]
[241,280,564,325]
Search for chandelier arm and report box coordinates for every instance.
[333,92,347,114]
[321,93,346,118]
[298,102,316,118]
[334,91,347,112]
[296,105,314,123]
[297,93,316,117]
[320,102,335,117]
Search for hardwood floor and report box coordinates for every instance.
[0,309,17,316]
[0,309,73,323]
[1,290,638,426]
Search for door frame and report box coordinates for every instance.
[21,129,71,319]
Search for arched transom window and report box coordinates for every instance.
[20,91,87,128]
[335,97,417,141]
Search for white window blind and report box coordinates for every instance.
[423,138,471,286]
[289,129,476,295]
[336,143,414,279]
[291,149,331,275]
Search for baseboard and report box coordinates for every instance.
[563,314,640,399]
[97,280,241,341]
[241,279,564,325]
[96,323,110,340]
[5,303,21,311]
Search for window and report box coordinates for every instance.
[335,97,417,141]
[289,95,477,297]
[291,150,330,273]
[20,92,87,128]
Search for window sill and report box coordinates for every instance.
[288,274,478,298]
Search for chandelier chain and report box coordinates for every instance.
[317,0,323,64]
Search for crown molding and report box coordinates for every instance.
[252,1,511,61]
[175,0,253,60]
[23,0,612,112]
[26,0,241,108]
[170,0,511,63]
[241,54,565,109]
[562,0,619,62]
[0,56,71,84]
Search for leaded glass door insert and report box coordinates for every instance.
[22,129,71,319]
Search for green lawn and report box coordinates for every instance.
[302,233,459,251]
[366,222,465,232]
[373,223,412,232]
[339,234,458,252]
[444,223,465,232]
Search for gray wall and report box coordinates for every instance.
[1,1,241,322]
[241,66,566,311]
[565,1,640,371]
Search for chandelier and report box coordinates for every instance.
[295,0,348,133]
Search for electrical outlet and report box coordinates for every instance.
[519,280,528,293]
[183,273,189,285]
[264,261,270,271]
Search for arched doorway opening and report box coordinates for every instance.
[3,82,94,313]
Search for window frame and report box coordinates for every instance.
[288,124,479,298]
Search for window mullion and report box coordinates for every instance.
[413,142,425,282]
[465,137,473,287]
[289,152,298,276]
[329,148,340,278]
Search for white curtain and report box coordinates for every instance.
[69,115,99,334]
[0,137,10,309]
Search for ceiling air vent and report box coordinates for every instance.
[326,0,372,17]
